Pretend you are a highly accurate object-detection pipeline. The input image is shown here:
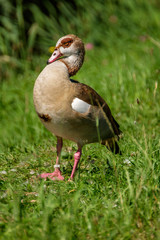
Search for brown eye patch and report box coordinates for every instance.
[61,38,73,48]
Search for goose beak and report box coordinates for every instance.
[47,47,63,64]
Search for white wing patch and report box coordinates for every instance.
[71,98,91,113]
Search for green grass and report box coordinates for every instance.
[0,37,160,239]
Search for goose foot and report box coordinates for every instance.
[39,170,64,181]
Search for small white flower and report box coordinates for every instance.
[30,170,35,175]
[10,169,17,172]
[0,171,7,174]
[113,204,118,208]
[124,159,131,166]
[0,192,7,199]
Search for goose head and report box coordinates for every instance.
[47,34,85,76]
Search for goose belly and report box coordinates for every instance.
[39,110,114,146]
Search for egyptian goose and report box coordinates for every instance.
[33,34,121,181]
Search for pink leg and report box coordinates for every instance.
[69,146,82,180]
[39,137,64,181]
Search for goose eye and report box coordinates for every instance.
[62,40,73,48]
[64,42,69,46]
[61,38,73,48]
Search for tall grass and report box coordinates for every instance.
[0,0,160,60]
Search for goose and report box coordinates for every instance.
[33,34,121,181]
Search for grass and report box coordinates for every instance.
[0,34,160,239]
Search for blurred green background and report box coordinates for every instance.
[0,0,160,78]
